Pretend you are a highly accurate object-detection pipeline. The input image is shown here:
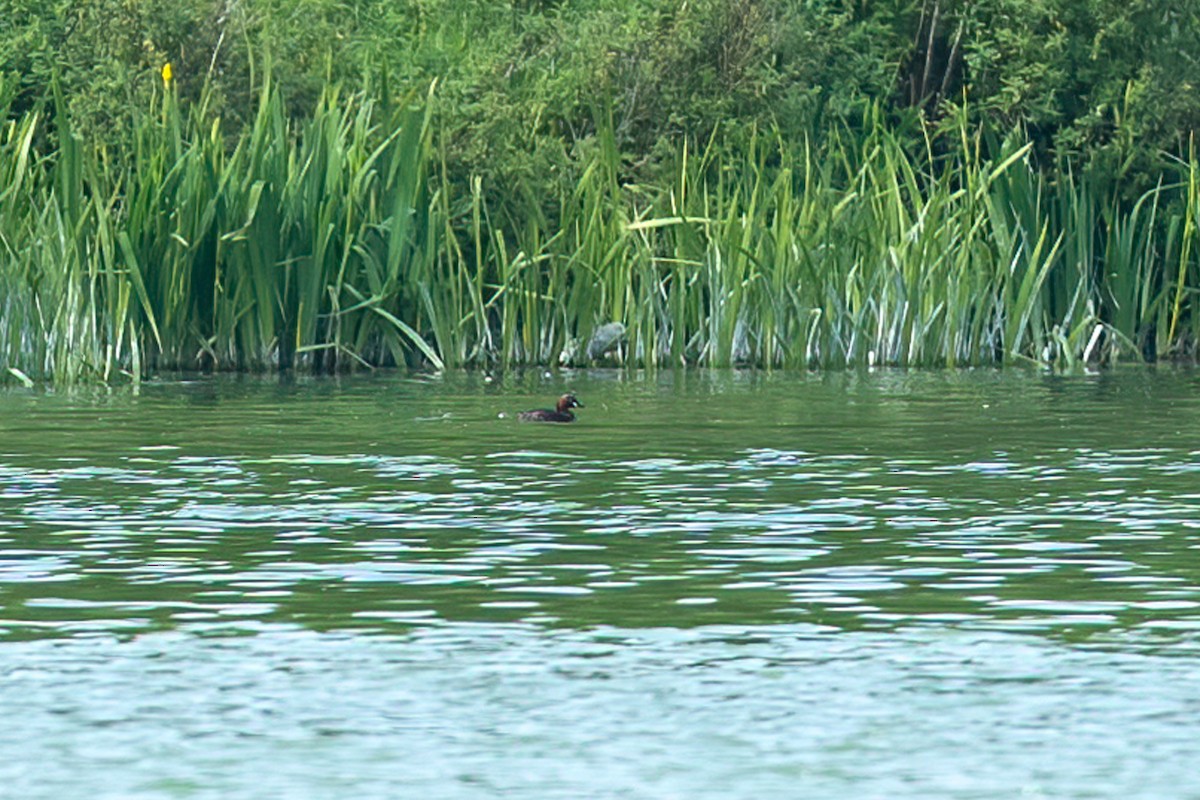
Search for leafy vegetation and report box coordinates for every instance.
[2,1,1199,382]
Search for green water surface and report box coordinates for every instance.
[2,368,1199,798]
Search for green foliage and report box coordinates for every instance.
[1,78,450,381]
[3,0,227,146]
[3,1,1200,383]
[7,0,1197,191]
[909,0,1200,192]
[3,80,1198,383]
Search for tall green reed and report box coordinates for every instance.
[3,74,453,382]
[523,111,1197,369]
[2,80,1198,385]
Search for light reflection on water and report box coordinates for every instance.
[4,450,1199,638]
[2,369,1200,797]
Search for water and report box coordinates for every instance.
[2,368,1200,798]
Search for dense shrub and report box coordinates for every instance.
[5,0,1196,192]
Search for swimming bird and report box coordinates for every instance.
[518,394,584,423]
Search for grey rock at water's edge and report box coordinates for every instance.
[587,322,627,360]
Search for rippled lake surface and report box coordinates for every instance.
[3,368,1200,798]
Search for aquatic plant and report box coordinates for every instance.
[1,80,1198,384]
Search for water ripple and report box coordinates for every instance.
[0,439,1197,645]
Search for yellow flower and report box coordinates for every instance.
[162,62,173,84]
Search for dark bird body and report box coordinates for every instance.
[518,394,583,423]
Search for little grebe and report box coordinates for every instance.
[518,394,583,423]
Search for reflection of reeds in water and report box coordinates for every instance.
[2,81,1198,384]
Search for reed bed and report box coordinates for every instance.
[2,83,1197,384]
